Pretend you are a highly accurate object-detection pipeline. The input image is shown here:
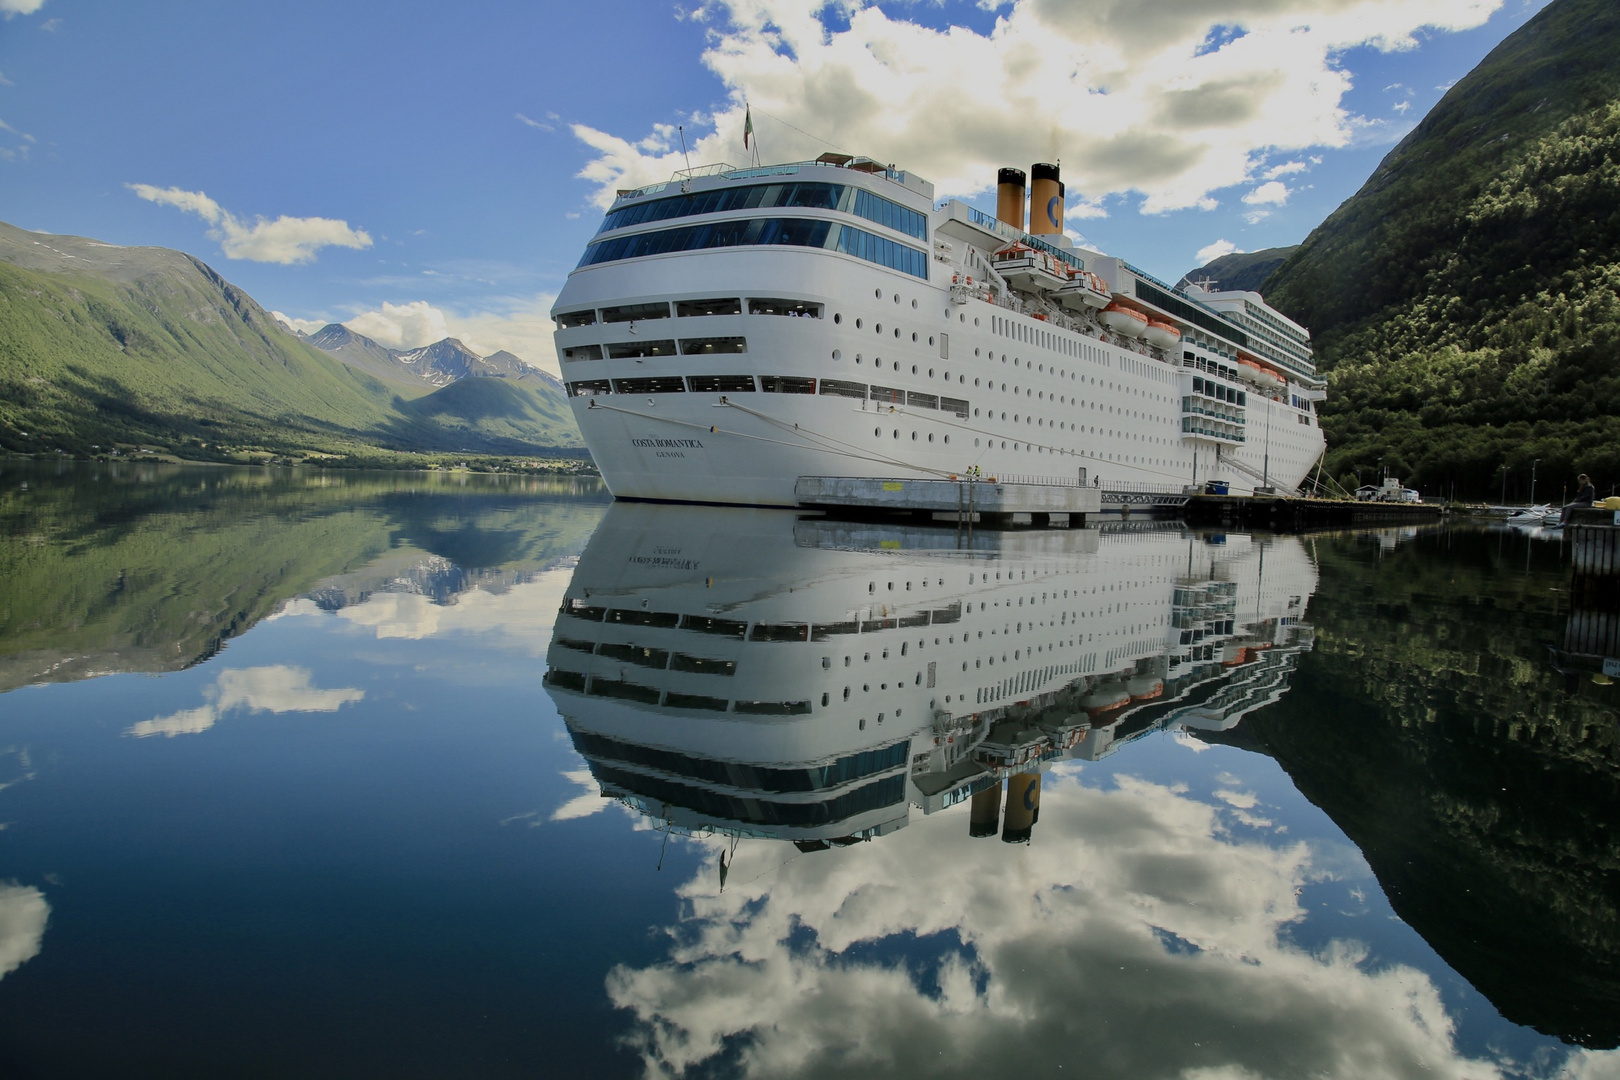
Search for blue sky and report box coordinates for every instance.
[0,0,1554,370]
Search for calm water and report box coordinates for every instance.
[0,460,1616,1079]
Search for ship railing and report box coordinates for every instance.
[673,162,738,180]
[990,473,1085,487]
[1105,480,1191,496]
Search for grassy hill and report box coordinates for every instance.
[0,222,582,462]
[1262,0,1620,497]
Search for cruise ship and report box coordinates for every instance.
[552,156,1326,507]
[542,504,1318,845]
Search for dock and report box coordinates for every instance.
[1181,493,1442,528]
[795,475,1101,527]
[1554,507,1620,677]
[794,475,1444,529]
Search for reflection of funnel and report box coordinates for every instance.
[1002,771,1041,843]
[969,781,1003,838]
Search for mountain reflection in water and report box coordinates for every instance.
[0,463,1615,1078]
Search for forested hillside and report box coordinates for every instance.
[1263,0,1620,498]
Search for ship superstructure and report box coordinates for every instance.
[542,504,1318,845]
[552,155,1326,507]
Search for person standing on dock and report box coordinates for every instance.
[1561,473,1597,523]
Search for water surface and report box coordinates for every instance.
[0,461,1615,1079]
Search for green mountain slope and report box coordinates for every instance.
[1176,246,1296,294]
[1217,529,1620,1047]
[0,460,610,693]
[0,222,582,460]
[1262,0,1620,496]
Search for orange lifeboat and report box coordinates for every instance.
[1098,302,1149,338]
[1238,357,1285,390]
[1143,319,1181,351]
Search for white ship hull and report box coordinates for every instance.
[554,161,1326,507]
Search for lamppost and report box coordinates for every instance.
[1530,458,1540,506]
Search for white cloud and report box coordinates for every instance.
[1197,238,1242,264]
[606,772,1542,1079]
[127,183,372,265]
[271,311,329,336]
[341,294,562,374]
[0,71,14,85]
[0,883,48,980]
[551,768,609,821]
[573,0,1502,214]
[1262,159,1308,179]
[0,0,47,17]
[346,300,451,352]
[334,565,576,647]
[1066,196,1110,220]
[0,117,36,162]
[128,665,364,738]
[516,112,554,132]
[1242,180,1291,205]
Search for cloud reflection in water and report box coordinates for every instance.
[608,772,1516,1080]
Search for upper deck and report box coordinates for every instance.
[575,156,937,282]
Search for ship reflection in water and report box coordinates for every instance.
[543,511,1620,1078]
[545,505,1314,851]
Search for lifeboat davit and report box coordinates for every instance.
[1098,302,1149,338]
[1143,319,1181,351]
[1238,357,1285,390]
[1054,269,1112,312]
[992,242,1067,292]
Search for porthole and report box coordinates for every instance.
[912,332,918,342]
[927,433,934,442]
[929,336,936,346]
[875,288,884,299]
[832,349,841,360]
[911,298,918,309]
[892,293,900,303]
[892,430,899,439]
[894,328,900,339]
[912,364,918,374]
[856,318,863,329]
[856,354,863,364]
[912,431,918,441]
[974,318,980,326]
[834,313,842,324]
[876,323,883,334]
[874,427,882,437]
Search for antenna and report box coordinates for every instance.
[679,124,692,174]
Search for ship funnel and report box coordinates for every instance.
[1002,771,1041,843]
[1030,163,1063,236]
[996,167,1027,233]
[969,781,1003,838]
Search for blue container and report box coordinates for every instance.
[1204,480,1230,496]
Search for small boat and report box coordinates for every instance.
[1505,504,1553,525]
